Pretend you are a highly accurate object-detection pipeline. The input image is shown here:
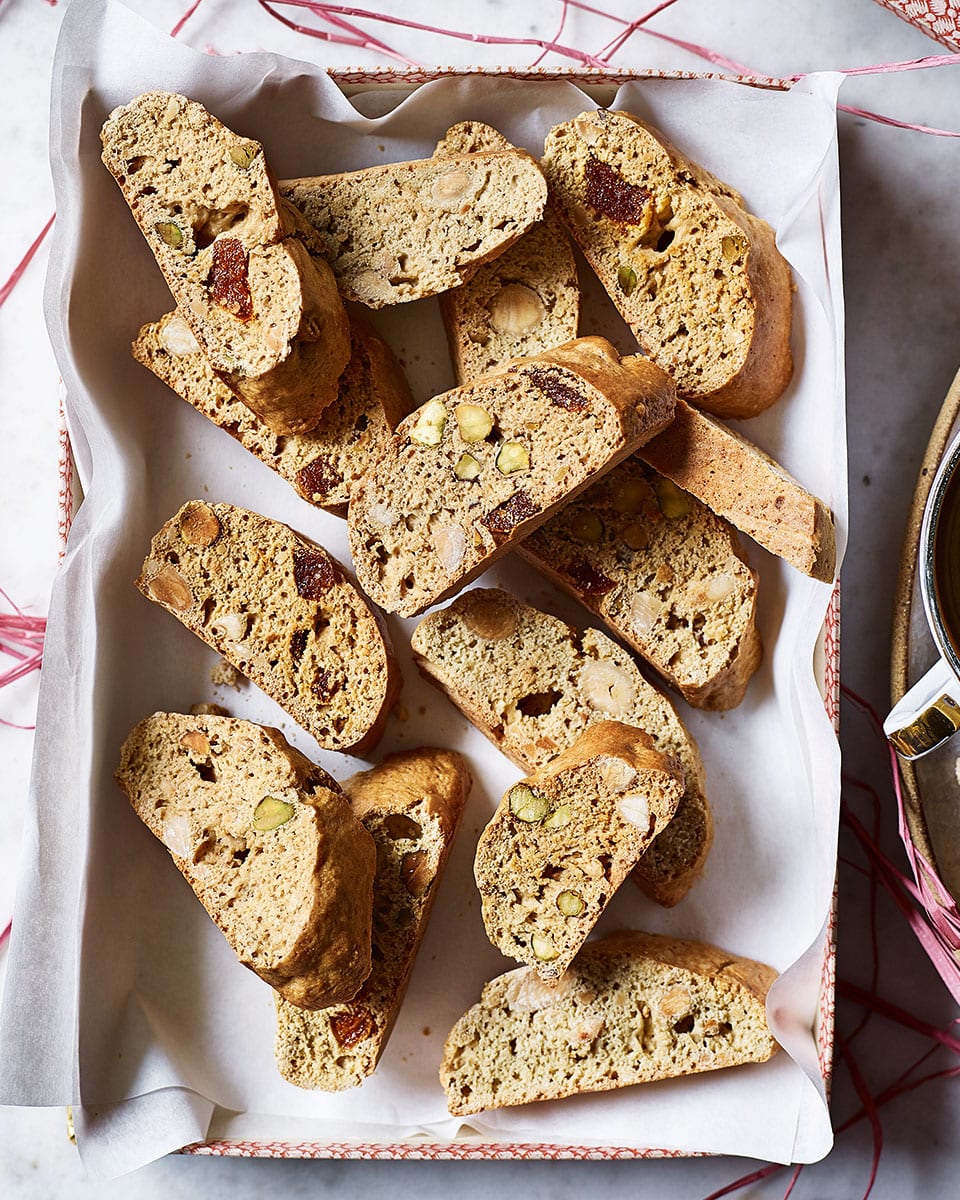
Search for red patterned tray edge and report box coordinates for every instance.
[871,0,960,51]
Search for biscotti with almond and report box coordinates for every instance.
[640,399,837,581]
[440,930,779,1114]
[101,91,351,435]
[433,122,580,381]
[518,457,762,709]
[115,712,376,1009]
[348,338,676,618]
[275,748,471,1090]
[280,149,547,307]
[476,723,683,981]
[132,311,414,512]
[541,108,793,419]
[411,589,711,907]
[136,501,401,755]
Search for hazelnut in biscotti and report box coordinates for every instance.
[348,338,676,618]
[280,149,548,307]
[100,91,351,435]
[136,501,401,755]
[132,312,414,512]
[275,748,471,1090]
[411,589,712,908]
[115,713,376,1009]
[433,122,580,381]
[518,457,762,710]
[475,723,683,982]
[439,930,780,1114]
[541,109,793,419]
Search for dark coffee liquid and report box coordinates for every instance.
[933,464,960,661]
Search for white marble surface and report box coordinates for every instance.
[2,0,960,1195]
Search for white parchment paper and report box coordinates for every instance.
[0,0,846,1177]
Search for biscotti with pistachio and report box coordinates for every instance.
[440,930,780,1114]
[281,148,548,307]
[518,457,762,709]
[475,722,683,981]
[348,338,676,618]
[433,122,580,381]
[101,91,351,435]
[541,108,793,419]
[116,712,376,1009]
[411,589,712,907]
[132,311,414,512]
[136,501,401,755]
[275,748,471,1090]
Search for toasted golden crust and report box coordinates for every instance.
[348,339,676,618]
[116,713,376,1009]
[518,457,762,709]
[136,502,401,755]
[132,312,414,512]
[274,748,471,1089]
[440,929,779,1114]
[541,109,793,419]
[640,399,837,581]
[434,122,580,382]
[475,722,684,980]
[411,590,713,907]
[100,91,351,435]
[281,150,548,307]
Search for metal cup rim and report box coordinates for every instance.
[919,427,960,682]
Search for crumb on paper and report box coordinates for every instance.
[190,702,230,717]
[392,701,409,722]
[210,659,244,689]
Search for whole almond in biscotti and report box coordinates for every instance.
[439,930,780,1114]
[275,747,471,1090]
[115,712,376,1009]
[541,108,793,420]
[411,589,712,908]
[280,149,548,307]
[475,722,683,982]
[640,398,837,582]
[348,337,676,618]
[100,91,351,435]
[132,312,414,513]
[518,457,762,710]
[433,122,580,381]
[136,501,401,755]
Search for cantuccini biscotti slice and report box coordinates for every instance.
[410,590,712,907]
[541,109,793,419]
[275,748,471,1090]
[280,149,548,308]
[115,713,376,1009]
[136,501,401,755]
[476,723,683,981]
[432,122,580,381]
[518,458,762,710]
[640,399,837,581]
[101,92,351,435]
[132,312,414,512]
[348,338,676,618]
[440,930,779,1114]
